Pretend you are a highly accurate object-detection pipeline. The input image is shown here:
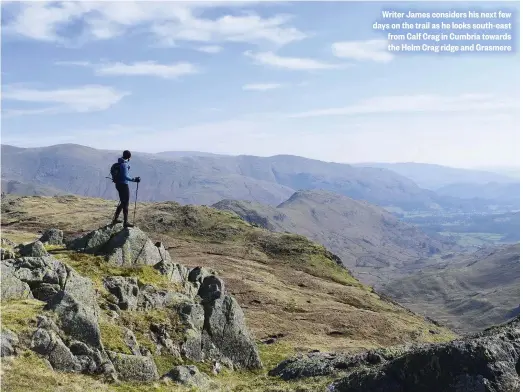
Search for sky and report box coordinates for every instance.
[1,0,520,169]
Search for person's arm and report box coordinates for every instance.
[121,163,135,182]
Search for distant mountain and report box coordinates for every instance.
[436,182,520,206]
[1,179,65,196]
[382,243,520,333]
[1,144,476,211]
[155,151,229,159]
[353,162,516,190]
[213,190,458,286]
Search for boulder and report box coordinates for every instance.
[45,291,102,349]
[201,294,262,370]
[1,329,19,357]
[163,365,211,388]
[31,328,82,372]
[107,351,160,382]
[67,223,124,253]
[269,317,520,392]
[5,255,103,350]
[1,261,33,300]
[68,225,172,267]
[16,241,48,257]
[39,229,64,246]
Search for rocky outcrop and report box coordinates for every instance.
[271,317,520,392]
[68,224,172,267]
[39,229,64,246]
[106,351,159,382]
[16,241,48,257]
[1,248,16,260]
[163,365,211,388]
[1,329,19,357]
[1,261,33,300]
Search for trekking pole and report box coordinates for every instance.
[133,181,139,225]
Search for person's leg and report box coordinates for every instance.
[121,184,133,227]
[113,184,124,224]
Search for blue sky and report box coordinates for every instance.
[1,0,520,168]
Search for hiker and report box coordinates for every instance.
[111,150,140,227]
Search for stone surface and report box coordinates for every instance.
[163,365,211,388]
[16,241,48,257]
[1,261,33,300]
[68,225,172,267]
[1,248,16,260]
[31,328,82,372]
[1,329,19,357]
[107,351,160,382]
[39,229,64,246]
[270,317,520,392]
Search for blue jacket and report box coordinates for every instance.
[117,157,135,184]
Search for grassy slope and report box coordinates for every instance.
[1,195,456,391]
[212,191,458,287]
[383,244,520,333]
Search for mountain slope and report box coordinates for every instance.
[1,194,455,356]
[2,144,473,211]
[435,182,520,205]
[382,243,520,333]
[353,162,517,190]
[1,179,65,196]
[213,190,458,286]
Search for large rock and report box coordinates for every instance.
[271,317,520,392]
[31,327,82,372]
[107,351,160,382]
[6,256,102,349]
[163,365,211,388]
[67,223,124,253]
[39,229,64,246]
[68,225,172,267]
[1,329,19,357]
[16,241,48,257]
[1,261,33,300]
[201,293,263,370]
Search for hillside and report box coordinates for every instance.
[353,162,517,190]
[1,144,479,211]
[213,190,458,287]
[1,179,65,197]
[382,243,520,333]
[435,182,520,206]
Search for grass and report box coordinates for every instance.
[1,351,111,392]
[55,252,180,292]
[99,320,133,355]
[1,299,46,334]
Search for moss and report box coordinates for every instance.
[1,350,110,392]
[99,320,132,355]
[57,252,180,291]
[153,354,183,377]
[1,299,46,334]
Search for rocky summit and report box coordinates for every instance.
[270,316,520,392]
[1,224,261,386]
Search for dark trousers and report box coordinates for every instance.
[114,183,130,223]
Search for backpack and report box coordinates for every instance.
[110,162,121,183]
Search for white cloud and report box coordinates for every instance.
[242,83,284,91]
[2,2,307,47]
[245,51,345,70]
[95,61,199,79]
[286,94,518,118]
[55,60,200,79]
[2,85,128,115]
[196,45,223,53]
[332,39,393,63]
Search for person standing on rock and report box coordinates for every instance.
[111,150,140,228]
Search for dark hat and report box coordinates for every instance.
[123,150,131,159]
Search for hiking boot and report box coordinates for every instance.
[112,219,122,225]
[124,222,134,228]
